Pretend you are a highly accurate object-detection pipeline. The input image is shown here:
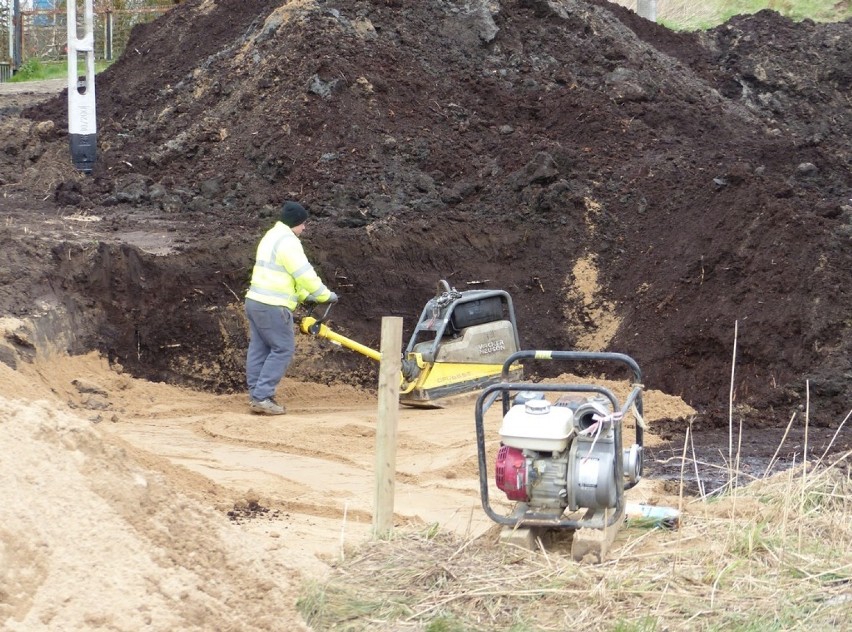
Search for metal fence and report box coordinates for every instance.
[1,5,171,81]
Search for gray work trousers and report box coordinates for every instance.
[245,298,296,402]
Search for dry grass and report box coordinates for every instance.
[300,320,850,630]
[298,446,851,631]
[295,292,852,631]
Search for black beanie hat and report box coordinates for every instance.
[280,201,309,227]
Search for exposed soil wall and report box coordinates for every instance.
[2,0,850,430]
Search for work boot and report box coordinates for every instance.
[250,398,286,415]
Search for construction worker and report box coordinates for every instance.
[244,201,337,415]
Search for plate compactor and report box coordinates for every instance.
[474,350,645,562]
[298,280,523,407]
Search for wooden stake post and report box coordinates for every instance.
[373,316,402,537]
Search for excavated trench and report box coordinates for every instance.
[5,0,850,434]
[0,0,849,506]
[4,232,843,500]
[18,239,257,392]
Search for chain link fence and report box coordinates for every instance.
[1,2,174,80]
[1,5,11,79]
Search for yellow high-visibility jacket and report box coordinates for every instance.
[246,222,332,309]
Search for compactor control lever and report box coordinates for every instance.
[297,302,421,386]
[298,303,383,364]
[301,301,335,335]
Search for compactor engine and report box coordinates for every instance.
[299,280,522,407]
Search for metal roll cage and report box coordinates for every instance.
[474,350,644,530]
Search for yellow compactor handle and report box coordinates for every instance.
[299,316,382,361]
[299,316,419,394]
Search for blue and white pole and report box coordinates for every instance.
[67,0,97,173]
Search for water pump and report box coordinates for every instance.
[474,350,645,560]
[495,393,641,511]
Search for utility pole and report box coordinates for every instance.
[5,3,12,74]
[11,0,21,70]
[637,0,657,22]
[67,0,97,172]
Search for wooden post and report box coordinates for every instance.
[105,11,113,61]
[373,316,402,537]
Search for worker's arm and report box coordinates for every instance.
[276,238,334,304]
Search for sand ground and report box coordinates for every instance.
[1,347,693,630]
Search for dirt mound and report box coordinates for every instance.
[4,0,851,432]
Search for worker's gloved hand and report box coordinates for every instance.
[327,292,339,303]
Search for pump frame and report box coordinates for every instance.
[474,350,644,530]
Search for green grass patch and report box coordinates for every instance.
[297,580,415,629]
[612,616,660,632]
[11,59,112,83]
[653,0,851,31]
[720,0,852,23]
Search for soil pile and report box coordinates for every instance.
[3,0,851,432]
